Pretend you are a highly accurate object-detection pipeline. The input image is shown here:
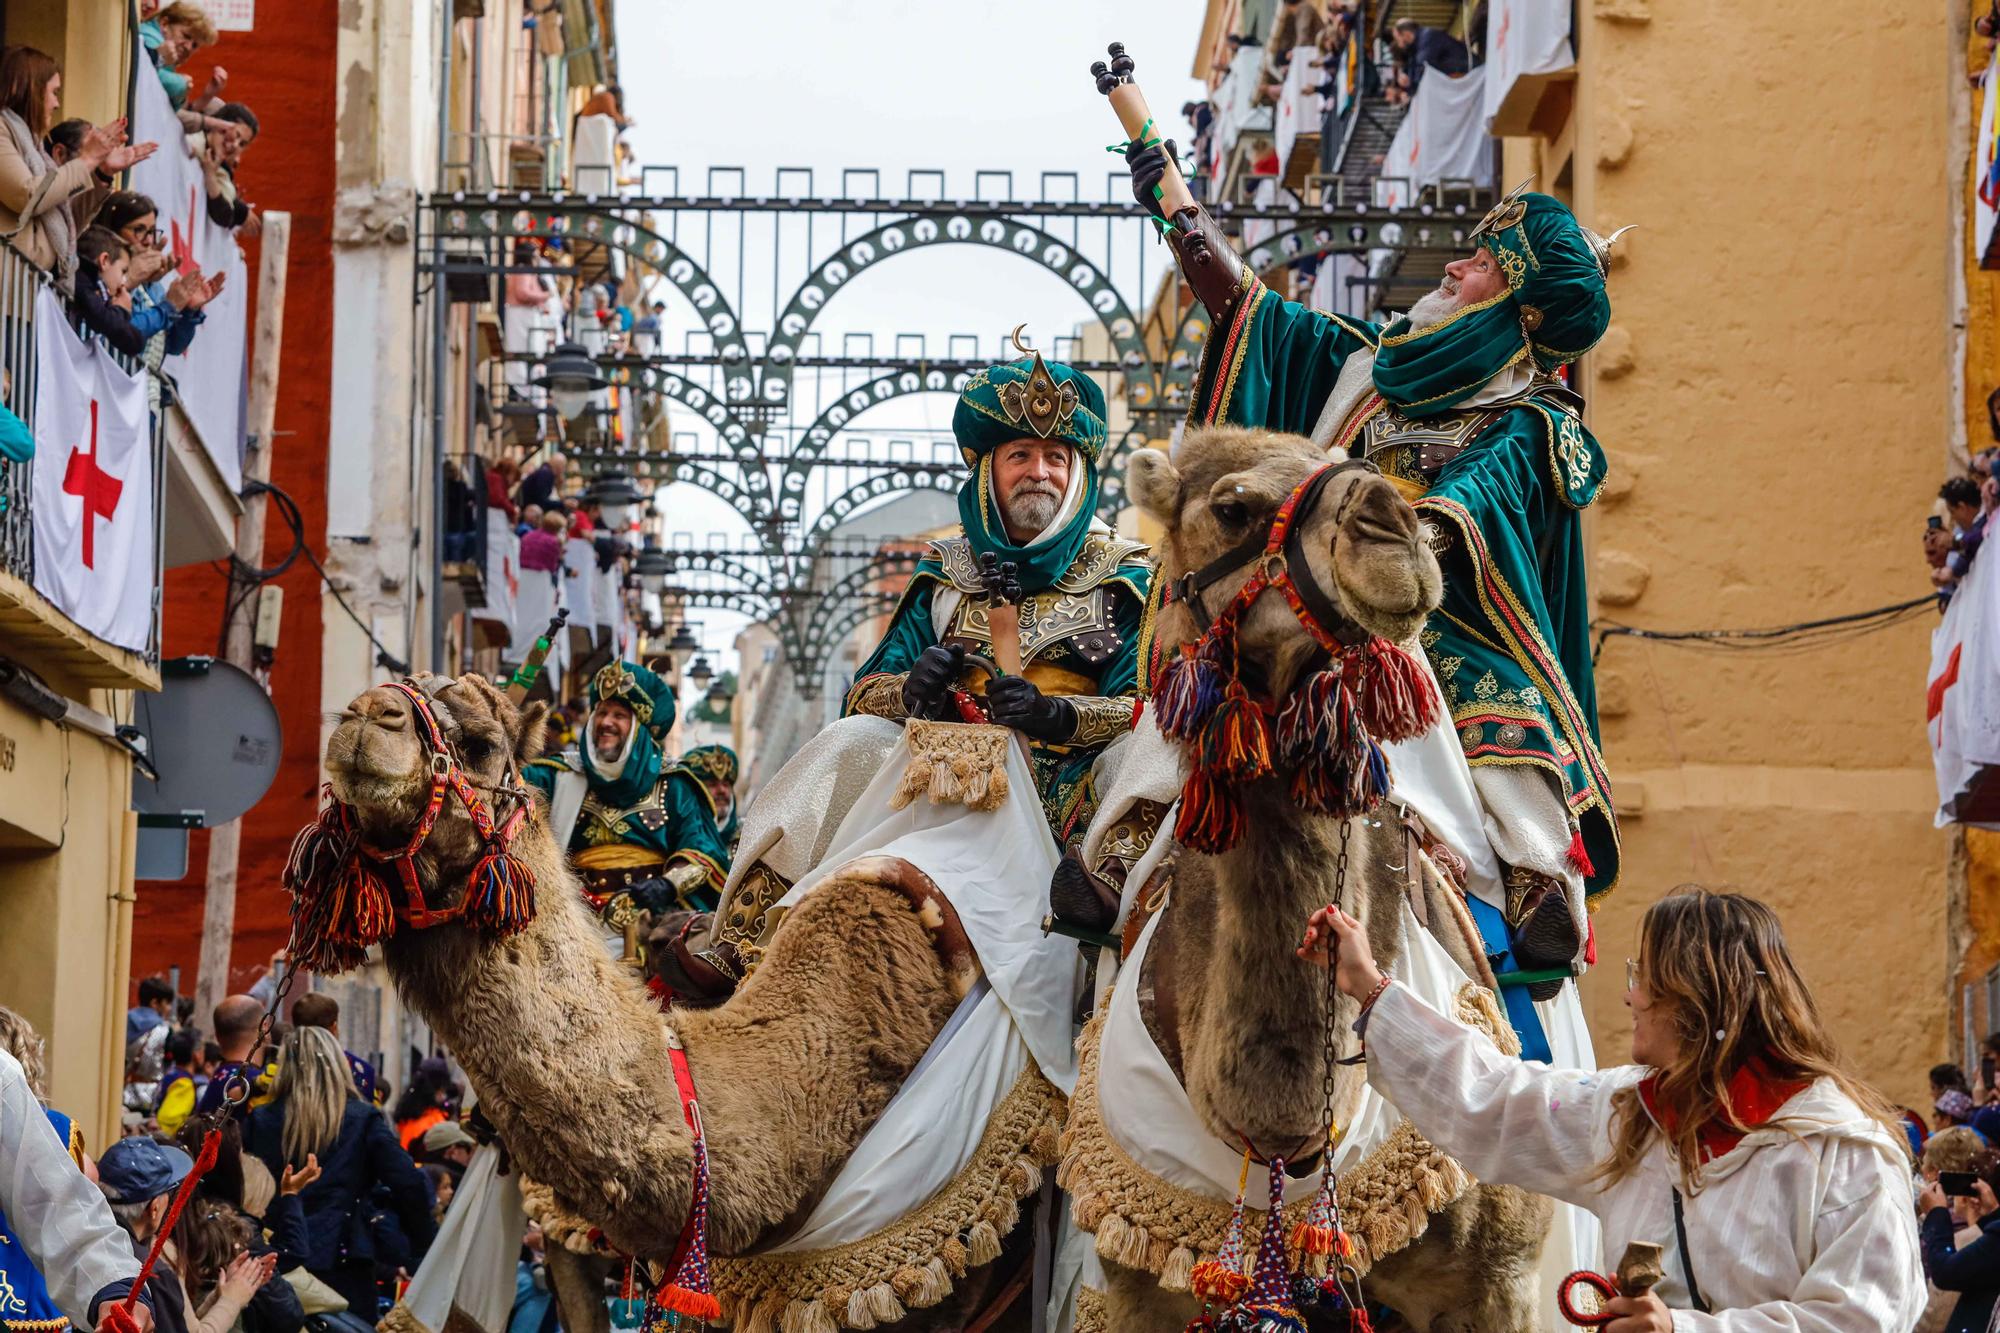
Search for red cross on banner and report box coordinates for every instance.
[61,399,123,569]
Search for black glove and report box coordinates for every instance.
[986,674,1076,742]
[901,643,964,720]
[1123,138,1179,220]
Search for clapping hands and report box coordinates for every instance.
[81,120,157,174]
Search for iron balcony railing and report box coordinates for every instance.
[0,243,166,664]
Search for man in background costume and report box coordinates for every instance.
[678,743,741,855]
[524,660,731,946]
[844,335,1153,842]
[1127,152,1624,1033]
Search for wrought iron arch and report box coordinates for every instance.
[777,367,971,522]
[799,469,962,559]
[796,552,925,651]
[761,216,1161,413]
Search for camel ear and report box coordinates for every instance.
[514,700,550,764]
[1127,449,1182,526]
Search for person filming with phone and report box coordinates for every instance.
[1920,1160,2000,1333]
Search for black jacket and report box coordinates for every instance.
[70,263,147,358]
[1923,1206,2000,1333]
[243,1098,436,1296]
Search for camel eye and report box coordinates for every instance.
[1212,499,1250,529]
[458,732,499,766]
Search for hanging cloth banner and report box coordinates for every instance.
[30,288,157,650]
[1482,0,1575,132]
[1976,47,2000,269]
[128,33,249,490]
[1931,550,2000,827]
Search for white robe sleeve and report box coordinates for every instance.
[1665,1138,1926,1333]
[0,1050,140,1325]
[1362,982,1625,1208]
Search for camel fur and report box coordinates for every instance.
[322,673,1036,1329]
[1089,426,1552,1331]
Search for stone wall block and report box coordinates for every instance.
[1594,549,1650,605]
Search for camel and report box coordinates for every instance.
[318,673,1055,1331]
[1063,425,1551,1331]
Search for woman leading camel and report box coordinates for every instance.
[1300,887,1921,1331]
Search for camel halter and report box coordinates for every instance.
[1152,461,1441,852]
[282,680,539,973]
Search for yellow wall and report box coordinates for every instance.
[0,686,137,1148]
[6,0,134,131]
[1498,0,1956,1112]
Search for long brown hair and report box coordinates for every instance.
[0,47,59,140]
[1598,887,1898,1193]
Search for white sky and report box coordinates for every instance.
[610,0,1207,688]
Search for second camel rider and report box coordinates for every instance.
[524,660,731,954]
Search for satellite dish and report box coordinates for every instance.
[131,657,282,827]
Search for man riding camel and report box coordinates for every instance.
[1117,149,1626,1041]
[678,744,741,855]
[523,660,730,950]
[843,334,1153,839]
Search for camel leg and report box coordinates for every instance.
[543,1248,611,1333]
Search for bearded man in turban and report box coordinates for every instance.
[678,743,741,855]
[1124,155,1624,1039]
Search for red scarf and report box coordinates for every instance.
[1638,1061,1812,1164]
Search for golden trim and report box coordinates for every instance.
[1068,695,1138,748]
[1377,287,1515,346]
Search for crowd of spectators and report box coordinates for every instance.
[1926,443,1997,607]
[0,0,259,376]
[1912,1050,2000,1331]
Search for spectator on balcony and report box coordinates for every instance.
[520,508,566,574]
[517,450,567,514]
[202,104,260,239]
[516,500,542,538]
[140,2,219,114]
[1935,475,1994,596]
[0,48,156,294]
[1257,0,1326,104]
[97,191,212,360]
[1385,17,1468,106]
[71,227,147,357]
[485,456,520,522]
[44,117,87,167]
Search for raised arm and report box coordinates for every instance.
[1123,141,1252,326]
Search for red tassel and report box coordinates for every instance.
[657,1286,722,1321]
[1154,647,1229,741]
[1200,681,1274,780]
[1288,1221,1335,1256]
[1356,639,1440,743]
[1175,767,1249,853]
[1189,1259,1251,1305]
[1566,828,1595,878]
[1584,918,1598,967]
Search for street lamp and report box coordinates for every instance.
[632,539,673,595]
[531,341,610,421]
[687,655,714,688]
[705,680,733,708]
[667,623,701,654]
[584,469,645,530]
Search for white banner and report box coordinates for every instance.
[1483,0,1575,130]
[30,289,156,650]
[1274,48,1325,181]
[128,36,248,491]
[1932,549,2000,828]
[1374,68,1492,209]
[1977,50,2000,268]
[472,507,518,635]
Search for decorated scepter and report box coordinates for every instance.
[505,608,569,704]
[978,551,1026,677]
[1092,43,1196,219]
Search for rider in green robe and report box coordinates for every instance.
[678,744,742,855]
[524,660,731,926]
[1129,155,1622,991]
[844,339,1153,841]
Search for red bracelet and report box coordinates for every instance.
[1356,975,1393,1018]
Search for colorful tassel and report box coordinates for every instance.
[1191,1151,1254,1305]
[466,851,537,936]
[1354,639,1439,743]
[1175,767,1249,853]
[659,1121,721,1321]
[1154,646,1229,741]
[1235,1156,1304,1330]
[1199,681,1274,781]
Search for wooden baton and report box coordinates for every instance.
[1093,42,1197,218]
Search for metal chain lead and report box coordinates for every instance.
[223,955,299,1107]
[1320,818,1352,1187]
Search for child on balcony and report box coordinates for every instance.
[72,225,222,362]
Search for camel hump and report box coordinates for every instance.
[826,855,980,998]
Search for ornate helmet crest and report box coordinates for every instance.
[994,324,1081,441]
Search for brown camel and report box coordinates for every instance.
[1069,426,1550,1331]
[321,674,1051,1330]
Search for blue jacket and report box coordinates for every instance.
[243,1096,436,1277]
[1922,1206,2000,1333]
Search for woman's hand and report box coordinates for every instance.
[1920,1178,1948,1213]
[1296,904,1385,1001]
[280,1152,321,1195]
[1601,1291,1673,1333]
[218,1251,276,1302]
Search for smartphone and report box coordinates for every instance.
[1942,1171,1982,1198]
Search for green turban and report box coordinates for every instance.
[950,345,1109,592]
[590,660,676,740]
[1371,189,1616,417]
[680,744,738,786]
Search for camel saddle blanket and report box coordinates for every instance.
[1058,899,1505,1289]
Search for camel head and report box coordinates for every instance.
[325,672,550,887]
[1129,425,1441,703]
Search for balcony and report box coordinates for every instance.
[0,241,243,693]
